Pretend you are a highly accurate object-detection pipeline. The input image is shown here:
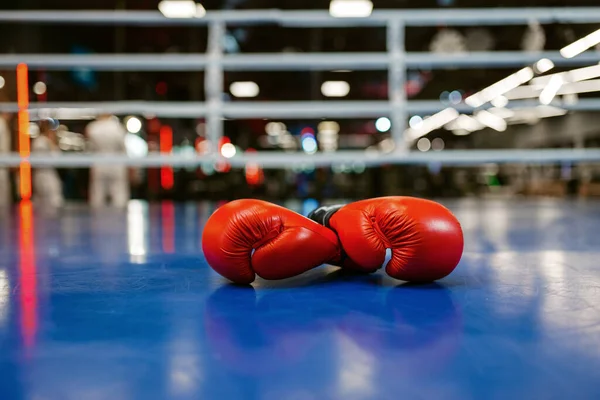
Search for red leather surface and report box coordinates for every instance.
[202,199,341,284]
[330,197,464,281]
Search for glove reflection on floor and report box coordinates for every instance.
[204,281,462,381]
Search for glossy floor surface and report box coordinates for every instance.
[1,199,600,399]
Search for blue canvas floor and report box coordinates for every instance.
[1,199,600,399]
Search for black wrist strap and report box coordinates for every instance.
[308,205,344,228]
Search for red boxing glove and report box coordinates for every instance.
[308,197,464,282]
[202,199,341,284]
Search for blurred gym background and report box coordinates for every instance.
[2,0,600,205]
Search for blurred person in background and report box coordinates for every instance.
[86,114,130,208]
[0,111,12,208]
[32,118,64,208]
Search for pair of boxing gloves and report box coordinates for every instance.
[202,197,464,285]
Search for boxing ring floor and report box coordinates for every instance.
[0,198,599,399]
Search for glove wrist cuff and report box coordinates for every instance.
[308,205,344,228]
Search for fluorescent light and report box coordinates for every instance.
[507,79,600,101]
[529,70,562,87]
[489,107,515,119]
[375,117,391,132]
[560,29,600,59]
[158,1,205,19]
[220,143,236,158]
[464,96,482,108]
[321,81,350,97]
[406,108,459,140]
[505,106,567,125]
[125,116,142,134]
[425,108,460,133]
[229,81,260,98]
[465,67,534,107]
[197,3,207,18]
[504,86,538,100]
[539,75,563,105]
[534,58,555,74]
[474,110,507,132]
[536,105,568,118]
[491,95,509,108]
[567,64,600,82]
[505,109,539,125]
[451,114,483,132]
[560,79,600,95]
[329,0,373,18]
[531,64,600,88]
[446,115,483,132]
